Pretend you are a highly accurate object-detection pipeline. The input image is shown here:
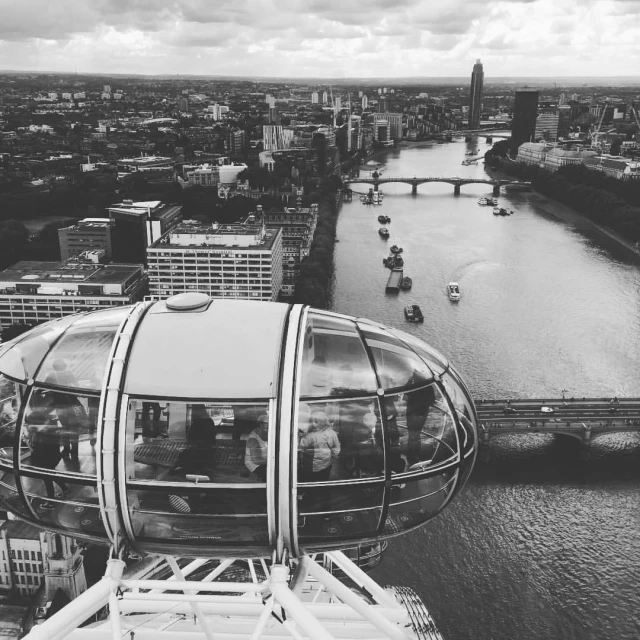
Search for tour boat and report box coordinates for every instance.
[378,227,389,239]
[383,254,404,269]
[378,215,390,224]
[478,197,489,205]
[447,282,461,301]
[390,245,403,254]
[404,304,424,322]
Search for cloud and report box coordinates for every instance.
[0,0,637,77]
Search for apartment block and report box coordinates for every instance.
[260,204,318,298]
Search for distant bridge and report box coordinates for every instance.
[344,176,530,196]
[461,129,511,140]
[475,397,640,457]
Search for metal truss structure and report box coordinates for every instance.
[24,550,443,640]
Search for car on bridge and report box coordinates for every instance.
[503,406,517,414]
[540,406,554,413]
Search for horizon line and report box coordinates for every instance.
[2,69,640,84]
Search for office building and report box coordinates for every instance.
[146,218,283,301]
[558,105,572,138]
[468,59,484,130]
[0,256,147,328]
[511,90,539,149]
[107,200,183,264]
[362,95,368,110]
[58,218,114,261]
[535,111,559,141]
[378,95,389,113]
[311,92,319,104]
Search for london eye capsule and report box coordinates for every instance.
[0,294,477,559]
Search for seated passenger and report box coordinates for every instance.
[244,414,269,481]
[299,410,340,482]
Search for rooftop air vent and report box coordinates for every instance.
[165,292,212,311]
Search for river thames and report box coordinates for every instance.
[331,140,640,640]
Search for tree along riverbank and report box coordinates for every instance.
[292,189,342,310]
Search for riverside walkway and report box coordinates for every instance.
[474,397,640,455]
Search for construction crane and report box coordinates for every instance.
[590,101,609,150]
[631,104,640,130]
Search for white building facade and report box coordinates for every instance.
[146,220,283,301]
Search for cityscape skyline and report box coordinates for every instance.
[1,0,640,78]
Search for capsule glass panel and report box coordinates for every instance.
[20,387,99,478]
[441,369,477,461]
[358,322,434,391]
[21,475,107,538]
[300,312,377,399]
[126,398,270,547]
[0,316,77,381]
[127,399,270,484]
[127,485,269,547]
[387,384,458,474]
[0,375,23,464]
[384,471,457,534]
[35,308,127,392]
[388,327,449,376]
[0,470,31,519]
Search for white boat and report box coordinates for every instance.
[447,282,461,301]
[478,197,489,205]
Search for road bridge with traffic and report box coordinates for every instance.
[474,397,640,457]
[344,176,530,196]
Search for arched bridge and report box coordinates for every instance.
[344,176,530,196]
[475,397,640,458]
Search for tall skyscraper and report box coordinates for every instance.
[468,59,484,130]
[512,90,539,149]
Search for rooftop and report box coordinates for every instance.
[153,222,281,250]
[107,201,182,222]
[0,261,143,286]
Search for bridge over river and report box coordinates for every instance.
[344,176,530,196]
[474,397,640,457]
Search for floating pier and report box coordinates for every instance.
[385,268,404,294]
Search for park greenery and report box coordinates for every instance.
[486,140,640,242]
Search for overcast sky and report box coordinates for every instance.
[0,0,638,79]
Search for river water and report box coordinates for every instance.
[331,140,640,640]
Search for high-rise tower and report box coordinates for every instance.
[468,59,484,130]
[512,89,539,149]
